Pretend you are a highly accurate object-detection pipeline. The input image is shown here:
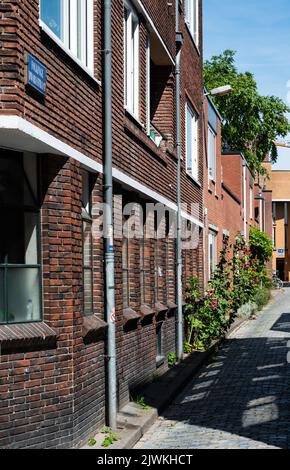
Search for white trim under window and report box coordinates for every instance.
[40,0,94,73]
[208,125,216,182]
[124,1,140,118]
[185,0,199,47]
[186,101,199,181]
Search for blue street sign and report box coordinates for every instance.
[26,53,47,95]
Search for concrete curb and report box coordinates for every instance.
[83,317,248,450]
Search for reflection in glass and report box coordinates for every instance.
[41,0,63,40]
[7,269,41,323]
[83,269,93,316]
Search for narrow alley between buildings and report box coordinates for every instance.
[135,289,290,449]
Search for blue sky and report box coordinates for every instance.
[203,0,290,169]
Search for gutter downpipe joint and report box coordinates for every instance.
[176,0,183,362]
[103,0,117,430]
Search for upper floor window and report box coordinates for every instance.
[0,152,42,324]
[249,186,253,220]
[208,125,216,182]
[185,0,199,46]
[186,101,199,181]
[124,1,139,117]
[40,0,94,72]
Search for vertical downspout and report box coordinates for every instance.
[175,0,183,362]
[103,0,117,430]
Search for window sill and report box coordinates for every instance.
[124,116,167,164]
[0,322,58,354]
[82,315,107,344]
[124,107,145,130]
[140,304,155,319]
[167,301,177,317]
[156,356,165,368]
[39,20,101,87]
[186,172,201,188]
[123,307,141,326]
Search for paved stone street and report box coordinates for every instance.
[135,289,290,449]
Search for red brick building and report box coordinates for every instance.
[0,0,204,448]
[203,95,261,282]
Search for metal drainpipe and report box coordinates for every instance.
[176,0,183,362]
[103,0,117,430]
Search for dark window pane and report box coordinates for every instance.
[0,269,4,323]
[0,210,24,264]
[7,268,41,323]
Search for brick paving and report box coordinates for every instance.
[135,290,290,449]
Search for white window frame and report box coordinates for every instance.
[208,125,216,182]
[40,0,94,74]
[186,101,199,181]
[185,0,199,47]
[124,1,140,118]
[208,230,217,278]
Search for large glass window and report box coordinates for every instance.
[82,171,93,316]
[208,125,216,182]
[40,0,94,72]
[124,1,139,117]
[186,101,199,181]
[0,152,41,324]
[185,0,199,46]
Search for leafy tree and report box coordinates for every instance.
[249,226,273,264]
[204,50,290,172]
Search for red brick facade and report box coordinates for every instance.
[0,0,204,448]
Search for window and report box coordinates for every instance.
[40,0,94,72]
[208,230,217,278]
[123,215,130,308]
[156,323,163,365]
[124,1,139,117]
[208,125,216,182]
[185,0,199,46]
[0,152,41,324]
[186,101,199,181]
[82,171,93,316]
[249,187,253,220]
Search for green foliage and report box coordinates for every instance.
[168,352,177,368]
[101,428,119,448]
[254,288,271,311]
[185,235,272,351]
[87,438,96,447]
[184,342,193,354]
[135,396,151,411]
[204,50,290,172]
[237,302,258,319]
[249,226,273,264]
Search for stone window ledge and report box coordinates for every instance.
[155,302,168,321]
[123,308,141,327]
[82,315,107,344]
[0,322,58,354]
[167,301,177,317]
[140,304,155,319]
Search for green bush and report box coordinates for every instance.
[237,302,258,319]
[254,288,271,311]
[249,227,273,264]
